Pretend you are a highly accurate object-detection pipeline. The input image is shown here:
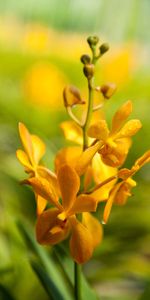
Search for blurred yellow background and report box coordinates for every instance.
[0,1,150,300]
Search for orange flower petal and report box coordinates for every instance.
[117,119,142,138]
[37,166,59,195]
[25,177,61,209]
[111,101,132,134]
[57,164,80,211]
[82,212,103,248]
[84,165,93,191]
[60,121,83,145]
[92,153,117,184]
[36,208,69,245]
[88,120,110,140]
[75,141,102,176]
[55,146,82,173]
[134,150,150,168]
[16,149,32,170]
[103,182,122,224]
[18,122,34,164]
[69,194,97,215]
[69,217,93,264]
[31,134,45,164]
[36,195,47,215]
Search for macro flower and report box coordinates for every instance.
[25,164,102,264]
[16,122,58,214]
[88,101,142,167]
[55,120,117,202]
[103,150,150,224]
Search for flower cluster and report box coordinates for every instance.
[17,36,150,264]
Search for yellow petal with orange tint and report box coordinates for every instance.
[36,208,69,245]
[25,177,61,209]
[82,212,103,248]
[117,119,142,138]
[69,216,93,264]
[18,122,34,164]
[69,194,97,215]
[92,153,117,184]
[55,146,82,173]
[75,141,102,176]
[111,101,132,134]
[57,164,80,211]
[83,165,93,191]
[31,134,45,164]
[88,120,110,140]
[103,182,122,224]
[37,166,59,195]
[16,149,32,170]
[36,195,47,215]
[60,121,83,145]
[134,150,150,168]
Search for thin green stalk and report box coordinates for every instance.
[74,262,81,300]
[82,78,94,150]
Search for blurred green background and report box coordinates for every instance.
[0,1,150,299]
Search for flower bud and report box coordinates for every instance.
[80,54,91,64]
[83,64,95,79]
[87,36,99,47]
[99,43,109,55]
[63,85,85,107]
[100,83,116,99]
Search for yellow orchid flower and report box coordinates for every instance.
[103,150,150,224]
[56,120,117,201]
[26,164,103,264]
[88,101,142,167]
[16,122,57,214]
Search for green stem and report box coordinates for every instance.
[74,262,81,300]
[82,78,94,150]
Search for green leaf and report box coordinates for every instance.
[139,281,150,300]
[0,284,16,300]
[30,259,65,300]
[53,244,99,300]
[16,220,74,300]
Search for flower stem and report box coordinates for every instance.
[74,262,81,300]
[82,78,94,150]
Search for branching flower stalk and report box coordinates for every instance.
[16,35,150,300]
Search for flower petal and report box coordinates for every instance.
[36,208,69,245]
[88,120,110,140]
[75,141,102,176]
[31,134,45,164]
[36,195,47,215]
[116,119,142,138]
[16,149,32,170]
[134,150,150,168]
[103,182,122,224]
[111,101,132,134]
[69,194,97,215]
[55,146,82,173]
[82,212,103,248]
[25,177,61,209]
[69,216,93,264]
[60,121,83,145]
[18,122,34,164]
[37,166,59,195]
[57,164,80,211]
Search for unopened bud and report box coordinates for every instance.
[100,83,117,99]
[80,54,91,64]
[83,64,95,79]
[99,43,109,55]
[87,36,99,47]
[63,85,85,107]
